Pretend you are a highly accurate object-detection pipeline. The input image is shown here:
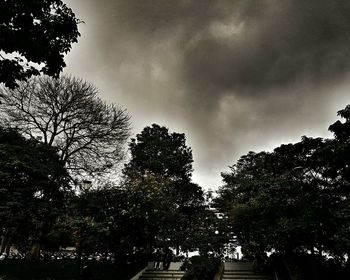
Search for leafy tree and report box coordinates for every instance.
[66,184,155,264]
[125,124,193,181]
[0,126,70,258]
[215,105,350,265]
[328,105,350,260]
[124,124,204,254]
[0,0,80,88]
[211,105,350,280]
[184,207,228,257]
[0,75,131,179]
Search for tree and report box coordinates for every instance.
[0,0,80,89]
[0,126,70,258]
[216,139,342,258]
[65,183,159,265]
[125,124,193,181]
[328,105,350,260]
[0,75,131,179]
[123,124,204,253]
[215,105,350,274]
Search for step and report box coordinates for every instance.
[224,270,256,274]
[144,270,184,273]
[223,262,272,280]
[222,276,272,279]
[138,269,185,280]
[141,273,185,277]
[222,278,272,280]
[139,277,183,280]
[143,271,184,275]
[224,262,254,270]
[222,273,272,278]
[222,274,272,280]
[223,272,270,276]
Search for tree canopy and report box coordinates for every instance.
[125,124,193,181]
[0,75,131,179]
[0,0,80,88]
[215,104,350,265]
[123,124,205,253]
[0,126,69,257]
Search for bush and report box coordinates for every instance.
[0,259,145,280]
[181,256,221,280]
[270,253,350,280]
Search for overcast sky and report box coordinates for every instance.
[64,0,350,190]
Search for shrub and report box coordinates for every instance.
[181,256,221,280]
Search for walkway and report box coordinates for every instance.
[222,262,272,280]
[136,262,185,280]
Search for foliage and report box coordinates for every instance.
[66,186,148,263]
[181,256,221,280]
[0,126,70,257]
[215,104,350,264]
[182,207,228,256]
[123,124,204,253]
[271,253,350,280]
[125,123,193,181]
[0,259,144,280]
[0,75,131,178]
[0,0,80,88]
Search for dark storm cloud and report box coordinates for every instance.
[65,0,350,188]
[182,0,350,99]
[106,0,350,96]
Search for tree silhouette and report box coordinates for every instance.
[0,126,69,258]
[0,0,80,89]
[0,75,131,179]
[124,124,204,253]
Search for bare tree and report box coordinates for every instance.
[0,75,131,179]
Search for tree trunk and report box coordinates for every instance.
[0,229,12,255]
[28,241,41,260]
[0,230,9,254]
[282,255,293,280]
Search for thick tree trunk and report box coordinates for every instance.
[0,229,11,254]
[28,242,41,260]
[5,235,13,255]
[0,231,8,254]
[282,254,293,280]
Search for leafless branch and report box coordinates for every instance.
[0,75,131,179]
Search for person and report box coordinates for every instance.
[162,248,173,270]
[0,253,7,261]
[153,249,162,270]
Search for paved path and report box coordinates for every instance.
[222,262,273,280]
[136,262,185,280]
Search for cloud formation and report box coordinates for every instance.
[65,0,350,188]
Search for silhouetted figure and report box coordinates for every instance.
[80,264,92,280]
[162,248,173,270]
[153,249,162,270]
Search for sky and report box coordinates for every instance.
[63,0,350,190]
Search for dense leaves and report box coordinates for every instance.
[125,124,193,181]
[0,0,80,88]
[215,105,350,265]
[124,124,205,253]
[0,127,69,257]
[182,256,221,280]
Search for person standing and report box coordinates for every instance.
[153,249,162,270]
